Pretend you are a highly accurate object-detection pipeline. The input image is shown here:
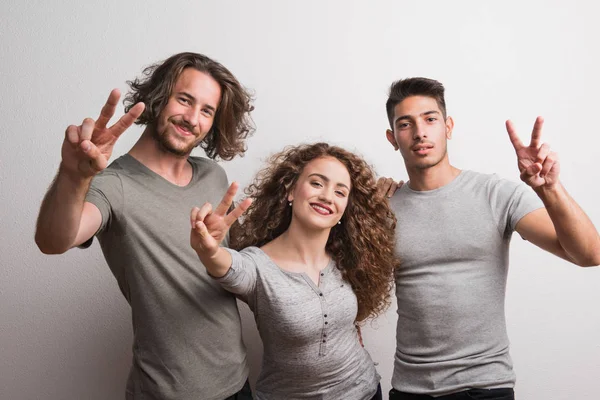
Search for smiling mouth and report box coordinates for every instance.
[173,124,194,136]
[310,203,333,215]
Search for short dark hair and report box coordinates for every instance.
[386,77,446,128]
[124,52,255,160]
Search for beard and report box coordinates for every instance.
[152,117,205,157]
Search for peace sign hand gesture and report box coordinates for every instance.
[61,89,145,179]
[190,182,252,259]
[506,116,560,189]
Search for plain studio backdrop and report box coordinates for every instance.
[1,1,599,399]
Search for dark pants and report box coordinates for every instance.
[224,380,253,400]
[227,381,381,400]
[389,387,514,400]
[370,383,383,400]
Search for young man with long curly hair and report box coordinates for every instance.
[35,52,255,400]
[190,142,400,399]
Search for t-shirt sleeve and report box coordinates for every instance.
[213,248,258,303]
[84,171,124,238]
[488,175,544,237]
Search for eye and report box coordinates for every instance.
[202,108,213,117]
[335,190,347,197]
[427,117,437,122]
[178,97,191,105]
[397,122,410,130]
[311,181,323,188]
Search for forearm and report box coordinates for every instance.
[196,246,233,278]
[535,183,600,266]
[35,165,93,254]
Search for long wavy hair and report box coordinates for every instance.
[124,52,254,160]
[231,143,400,322]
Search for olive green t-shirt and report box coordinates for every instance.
[85,154,248,400]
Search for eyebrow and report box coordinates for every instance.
[308,173,350,190]
[394,110,440,125]
[177,91,217,112]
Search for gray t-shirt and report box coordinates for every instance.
[85,154,248,400]
[389,170,543,396]
[216,246,380,400]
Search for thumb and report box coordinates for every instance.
[194,220,210,239]
[80,140,107,172]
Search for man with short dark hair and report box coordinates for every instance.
[35,52,254,400]
[381,77,600,400]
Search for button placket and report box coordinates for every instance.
[318,272,329,355]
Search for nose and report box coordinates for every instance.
[182,106,201,128]
[318,188,334,204]
[413,120,427,140]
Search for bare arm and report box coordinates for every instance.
[507,117,600,267]
[34,89,145,254]
[35,166,102,253]
[516,185,600,267]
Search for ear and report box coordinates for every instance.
[445,116,454,140]
[386,129,399,151]
[287,192,294,202]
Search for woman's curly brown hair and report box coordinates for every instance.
[231,142,400,322]
[123,52,254,160]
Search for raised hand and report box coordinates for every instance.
[61,89,145,179]
[190,182,252,258]
[506,116,560,189]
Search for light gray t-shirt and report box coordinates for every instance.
[216,246,380,400]
[389,170,543,396]
[85,154,248,400]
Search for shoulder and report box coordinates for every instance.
[461,170,522,195]
[93,155,135,181]
[188,155,225,172]
[238,246,269,264]
[90,155,140,191]
[189,156,228,183]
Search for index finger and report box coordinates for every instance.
[96,89,121,130]
[214,182,239,216]
[529,116,544,149]
[108,101,145,138]
[224,198,252,227]
[505,119,524,151]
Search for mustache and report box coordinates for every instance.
[169,117,196,134]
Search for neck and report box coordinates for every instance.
[406,157,461,191]
[128,128,193,186]
[273,220,331,267]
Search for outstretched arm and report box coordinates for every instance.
[190,182,252,277]
[507,117,600,267]
[35,89,144,254]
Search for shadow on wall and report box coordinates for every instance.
[238,301,263,392]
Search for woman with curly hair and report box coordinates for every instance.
[190,142,399,400]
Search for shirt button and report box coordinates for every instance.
[320,273,324,276]
[325,322,328,325]
[324,314,327,317]
[323,340,326,343]
[319,293,323,296]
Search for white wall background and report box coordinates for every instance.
[1,1,599,399]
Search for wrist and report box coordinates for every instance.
[533,181,565,206]
[58,162,93,186]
